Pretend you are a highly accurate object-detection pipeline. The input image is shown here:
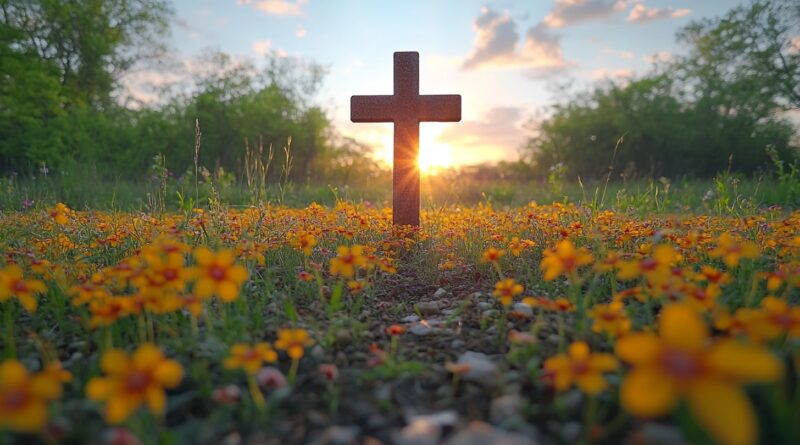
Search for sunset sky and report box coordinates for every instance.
[145,0,748,170]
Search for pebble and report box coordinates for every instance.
[450,339,465,349]
[456,351,498,383]
[401,315,420,323]
[512,303,533,318]
[481,309,497,319]
[311,425,360,445]
[545,334,560,345]
[477,302,494,310]
[634,423,688,445]
[433,288,449,299]
[490,394,522,424]
[415,301,441,316]
[409,324,434,336]
[559,421,582,443]
[445,421,537,445]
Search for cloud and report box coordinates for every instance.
[437,107,528,160]
[627,4,690,22]
[543,0,630,28]
[295,25,307,38]
[237,0,307,16]
[462,7,520,69]
[251,40,272,55]
[590,68,634,79]
[462,7,573,77]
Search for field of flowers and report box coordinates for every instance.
[0,201,798,445]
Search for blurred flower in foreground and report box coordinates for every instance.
[0,359,66,432]
[329,245,368,278]
[709,232,759,268]
[616,304,782,445]
[0,264,46,313]
[86,344,183,424]
[492,278,523,307]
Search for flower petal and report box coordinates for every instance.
[686,380,757,445]
[659,304,708,351]
[620,368,678,418]
[707,340,783,383]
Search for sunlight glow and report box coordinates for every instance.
[376,125,454,175]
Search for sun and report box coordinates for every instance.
[418,126,453,174]
[375,125,454,174]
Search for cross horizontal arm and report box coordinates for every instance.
[351,95,395,122]
[419,95,461,122]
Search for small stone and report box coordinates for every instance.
[415,301,441,316]
[401,315,420,323]
[467,291,484,301]
[450,339,465,349]
[446,421,537,445]
[395,421,440,445]
[490,394,522,424]
[456,351,498,383]
[310,345,326,360]
[633,423,688,445]
[546,334,560,345]
[409,324,433,336]
[559,421,582,442]
[441,309,457,316]
[481,309,497,319]
[512,303,533,318]
[433,288,449,299]
[477,302,493,310]
[406,410,458,428]
[312,425,360,445]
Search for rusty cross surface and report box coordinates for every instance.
[351,51,461,227]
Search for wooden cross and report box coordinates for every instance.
[351,51,461,226]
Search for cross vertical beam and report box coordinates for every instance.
[351,51,461,227]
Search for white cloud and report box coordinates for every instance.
[462,7,520,69]
[462,7,573,77]
[628,4,690,22]
[251,40,272,55]
[237,0,308,16]
[543,0,630,28]
[295,25,307,38]
[437,106,528,160]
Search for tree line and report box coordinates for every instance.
[525,0,800,179]
[0,0,381,186]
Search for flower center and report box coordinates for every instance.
[209,265,226,281]
[125,371,151,392]
[661,349,702,379]
[11,280,28,293]
[2,389,30,411]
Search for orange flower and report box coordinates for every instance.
[709,232,759,268]
[616,304,783,445]
[274,328,315,360]
[385,325,407,336]
[492,278,523,307]
[86,344,184,424]
[329,245,368,278]
[588,301,631,337]
[0,264,46,313]
[288,231,317,256]
[191,247,248,302]
[481,247,505,263]
[543,341,618,395]
[617,244,678,286]
[0,360,65,432]
[224,343,278,374]
[540,240,593,281]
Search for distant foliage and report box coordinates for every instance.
[527,0,800,179]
